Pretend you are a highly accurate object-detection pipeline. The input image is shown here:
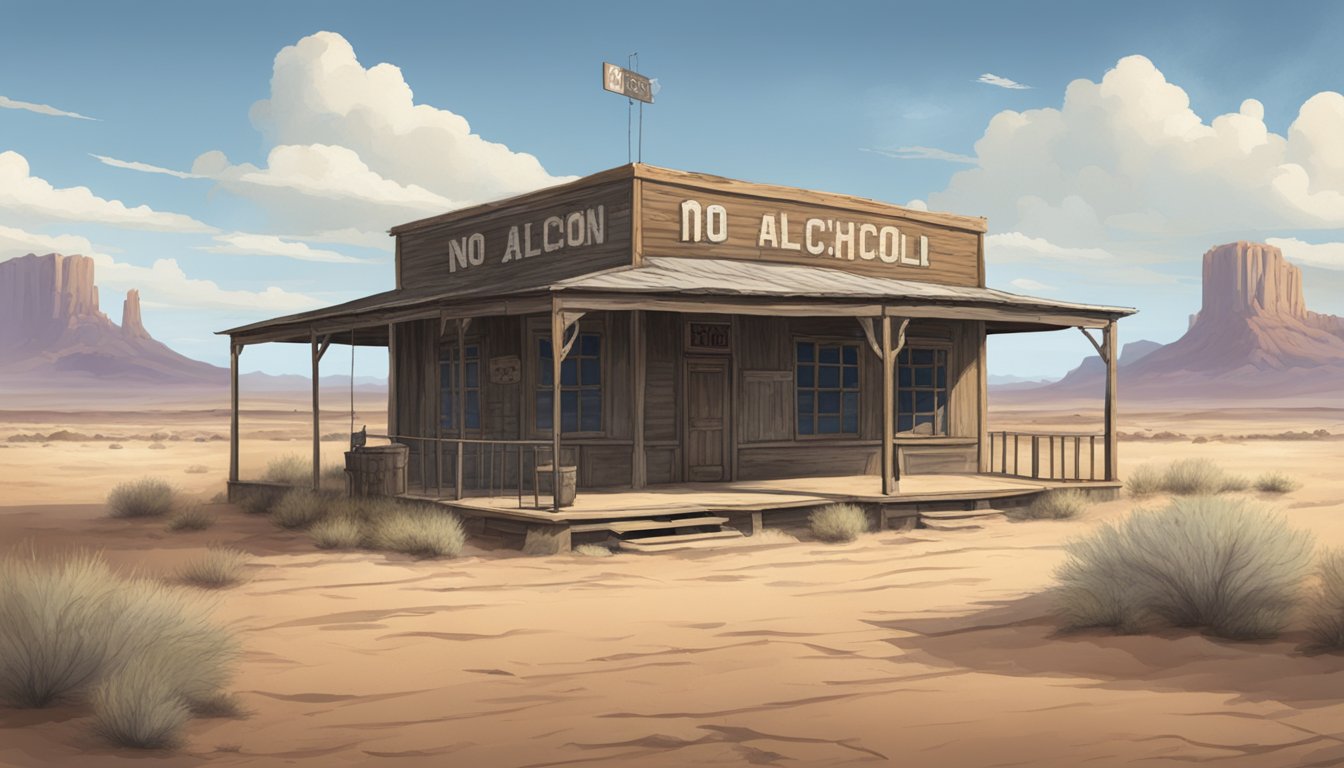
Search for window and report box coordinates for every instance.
[896,347,948,436]
[440,343,481,431]
[796,340,860,436]
[536,332,603,433]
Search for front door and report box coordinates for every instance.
[685,356,730,482]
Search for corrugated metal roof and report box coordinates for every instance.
[551,257,1135,316]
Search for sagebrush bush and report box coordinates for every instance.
[233,487,282,515]
[1125,459,1249,497]
[107,478,176,518]
[573,543,614,558]
[1309,549,1344,649]
[367,508,465,558]
[1009,489,1090,521]
[184,465,209,475]
[271,489,334,530]
[322,464,348,490]
[261,455,308,485]
[1255,472,1301,494]
[177,548,250,589]
[310,516,363,550]
[809,503,868,543]
[0,549,236,738]
[1125,463,1164,497]
[166,503,214,532]
[1054,496,1314,639]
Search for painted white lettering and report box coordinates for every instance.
[705,204,727,243]
[679,199,702,242]
[566,212,584,247]
[757,214,778,248]
[543,216,563,253]
[858,223,878,260]
[919,234,929,266]
[834,221,855,260]
[467,233,485,265]
[878,226,899,264]
[586,205,605,245]
[501,227,521,263]
[900,233,920,265]
[524,223,541,258]
[779,213,801,251]
[805,218,826,255]
[449,237,469,272]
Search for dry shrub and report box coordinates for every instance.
[261,455,309,485]
[310,516,363,550]
[184,465,209,475]
[1125,463,1164,497]
[1054,496,1314,639]
[177,548,250,590]
[233,486,282,515]
[148,443,167,451]
[1009,489,1090,521]
[1125,459,1248,497]
[1255,472,1301,494]
[809,503,868,543]
[107,478,176,518]
[747,528,798,545]
[367,507,465,558]
[271,489,335,530]
[0,549,236,750]
[166,503,214,532]
[573,543,614,558]
[1309,549,1344,649]
[322,464,348,491]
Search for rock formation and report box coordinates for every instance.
[120,289,151,341]
[0,253,111,352]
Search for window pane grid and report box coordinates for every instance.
[440,344,481,431]
[536,332,603,433]
[896,347,948,436]
[796,341,860,436]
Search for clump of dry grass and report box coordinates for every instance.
[184,465,209,475]
[322,464,348,491]
[747,528,798,546]
[1053,496,1314,639]
[1009,489,1090,521]
[573,543,614,558]
[271,489,335,530]
[261,455,308,485]
[176,548,250,590]
[166,503,214,532]
[1309,549,1344,649]
[367,507,465,558]
[809,503,868,543]
[1125,459,1249,497]
[90,657,192,749]
[233,486,282,515]
[107,478,176,518]
[1255,472,1301,494]
[309,516,363,550]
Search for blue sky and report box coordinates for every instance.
[2,0,1342,378]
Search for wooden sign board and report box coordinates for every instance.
[639,178,982,287]
[489,355,521,384]
[602,62,654,104]
[686,322,731,353]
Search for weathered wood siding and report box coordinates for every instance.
[391,318,440,486]
[643,311,681,484]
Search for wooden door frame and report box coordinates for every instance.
[682,354,732,483]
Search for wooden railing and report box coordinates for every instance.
[367,434,559,509]
[987,431,1104,482]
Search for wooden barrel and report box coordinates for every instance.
[345,444,409,497]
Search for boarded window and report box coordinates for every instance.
[795,341,860,436]
[896,347,948,436]
[439,343,481,431]
[537,333,603,433]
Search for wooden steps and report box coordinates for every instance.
[918,508,1007,531]
[571,515,729,535]
[618,529,745,553]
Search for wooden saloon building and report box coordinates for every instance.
[223,165,1134,550]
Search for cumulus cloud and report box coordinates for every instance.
[985,232,1113,262]
[1009,277,1055,291]
[862,146,977,164]
[198,232,375,264]
[0,151,214,233]
[1266,237,1344,271]
[933,56,1344,246]
[0,94,97,120]
[90,255,322,312]
[0,224,113,260]
[977,73,1031,90]
[90,153,204,179]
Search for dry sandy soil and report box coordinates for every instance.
[2,397,1344,767]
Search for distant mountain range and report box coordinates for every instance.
[998,241,1344,401]
[0,253,386,395]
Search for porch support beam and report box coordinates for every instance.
[1103,319,1119,481]
[456,318,468,501]
[229,341,242,484]
[630,310,647,490]
[549,300,565,512]
[387,322,397,442]
[881,316,895,495]
[311,329,321,491]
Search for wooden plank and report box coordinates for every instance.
[684,356,731,482]
[640,178,981,287]
[738,371,793,443]
[881,316,894,495]
[311,330,321,491]
[619,529,745,552]
[977,321,989,471]
[571,515,729,534]
[229,343,240,483]
[1105,319,1119,481]
[631,310,647,489]
[387,322,397,439]
[550,301,563,512]
[560,293,884,317]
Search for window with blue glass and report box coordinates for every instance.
[536,332,603,433]
[896,347,948,435]
[795,340,860,436]
[439,344,481,431]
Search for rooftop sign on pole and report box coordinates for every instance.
[602,62,654,104]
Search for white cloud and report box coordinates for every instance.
[1009,277,1055,291]
[297,227,393,251]
[0,95,97,120]
[986,232,1113,262]
[1266,237,1344,271]
[0,151,215,233]
[905,199,929,211]
[862,146,977,164]
[0,224,112,260]
[90,255,323,312]
[977,73,1031,90]
[90,153,204,179]
[199,232,375,264]
[934,56,1344,247]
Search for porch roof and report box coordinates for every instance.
[220,256,1134,344]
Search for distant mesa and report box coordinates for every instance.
[1001,241,1344,401]
[0,253,224,385]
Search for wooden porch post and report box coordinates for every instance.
[880,316,894,495]
[456,318,467,501]
[549,303,564,512]
[387,322,397,439]
[630,310,647,489]
[229,341,241,484]
[311,330,320,491]
[1104,319,1119,482]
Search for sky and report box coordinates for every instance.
[2,0,1342,380]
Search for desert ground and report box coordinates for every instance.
[2,395,1344,767]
